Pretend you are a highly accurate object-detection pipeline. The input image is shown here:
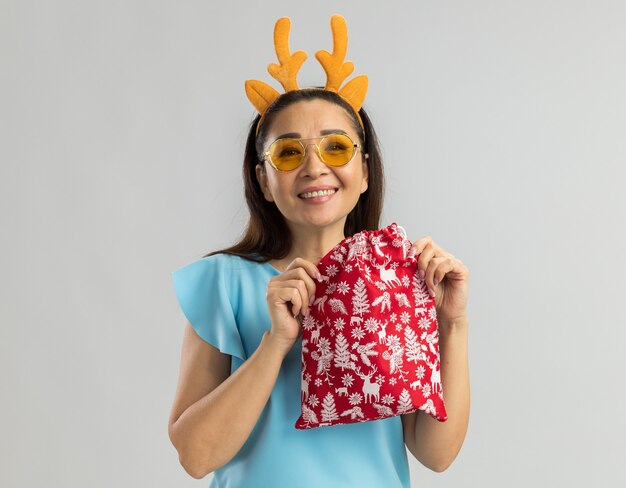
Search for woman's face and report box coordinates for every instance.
[255,99,369,234]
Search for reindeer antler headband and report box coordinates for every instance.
[245,14,368,135]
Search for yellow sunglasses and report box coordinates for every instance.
[262,133,362,172]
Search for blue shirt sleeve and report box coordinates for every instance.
[171,255,246,361]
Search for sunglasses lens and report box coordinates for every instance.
[268,139,304,171]
[319,134,355,166]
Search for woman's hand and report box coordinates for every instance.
[265,258,321,353]
[407,236,469,324]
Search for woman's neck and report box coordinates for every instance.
[277,221,347,268]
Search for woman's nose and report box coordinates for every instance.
[300,143,329,176]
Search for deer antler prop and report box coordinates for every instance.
[245,14,368,134]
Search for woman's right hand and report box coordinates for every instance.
[265,258,321,354]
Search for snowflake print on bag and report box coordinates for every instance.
[295,222,448,430]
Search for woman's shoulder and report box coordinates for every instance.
[172,252,274,289]
[172,252,271,307]
[196,252,270,273]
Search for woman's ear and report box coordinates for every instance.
[255,163,274,202]
[360,154,369,194]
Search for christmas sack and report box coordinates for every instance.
[294,222,448,429]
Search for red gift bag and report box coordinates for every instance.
[295,222,448,429]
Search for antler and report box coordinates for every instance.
[268,17,308,92]
[354,365,377,379]
[315,15,368,112]
[371,255,391,269]
[244,17,307,115]
[315,15,354,92]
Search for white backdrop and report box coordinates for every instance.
[2,1,625,486]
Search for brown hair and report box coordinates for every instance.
[204,89,385,262]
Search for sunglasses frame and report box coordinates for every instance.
[262,133,362,172]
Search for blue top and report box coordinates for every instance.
[171,253,411,488]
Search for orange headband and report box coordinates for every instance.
[245,14,368,135]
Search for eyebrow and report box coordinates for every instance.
[275,129,348,139]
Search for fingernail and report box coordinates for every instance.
[316,271,322,281]
[309,295,315,306]
[418,268,425,279]
[429,287,435,297]
[433,277,439,286]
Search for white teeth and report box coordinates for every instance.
[300,189,337,199]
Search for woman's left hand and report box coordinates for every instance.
[407,236,469,324]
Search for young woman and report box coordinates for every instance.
[168,16,470,488]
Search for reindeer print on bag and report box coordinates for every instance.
[295,222,448,430]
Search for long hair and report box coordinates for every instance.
[204,89,385,262]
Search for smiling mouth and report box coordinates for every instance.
[298,188,338,199]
